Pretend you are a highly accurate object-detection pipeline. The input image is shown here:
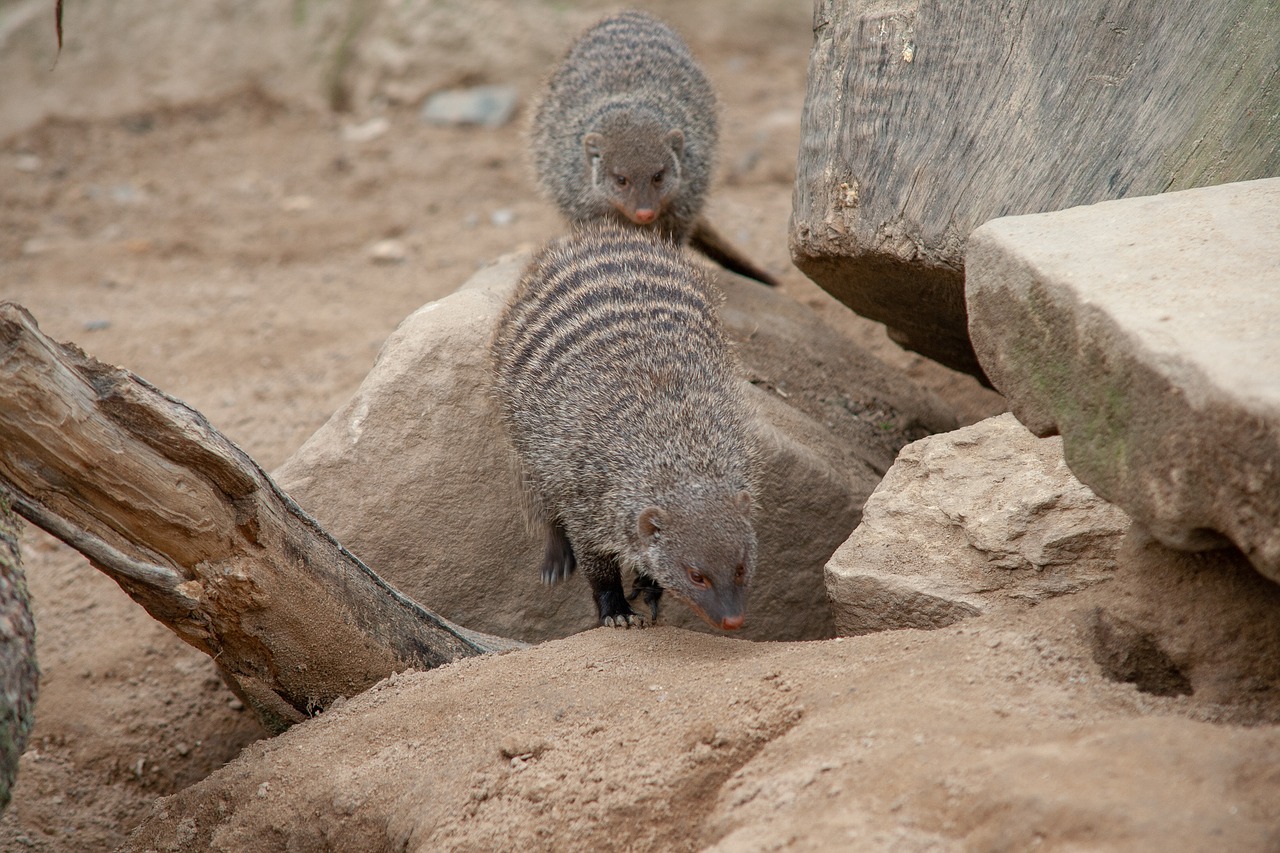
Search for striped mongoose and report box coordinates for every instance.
[529,10,778,287]
[491,224,758,630]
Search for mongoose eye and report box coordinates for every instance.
[614,174,630,189]
[735,564,746,584]
[687,568,710,589]
[652,171,664,186]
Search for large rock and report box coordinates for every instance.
[826,413,1130,635]
[275,254,956,643]
[717,259,956,477]
[966,178,1280,584]
[791,0,1280,379]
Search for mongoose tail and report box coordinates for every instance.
[689,219,780,287]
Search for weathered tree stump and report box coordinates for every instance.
[0,303,521,733]
[791,0,1280,379]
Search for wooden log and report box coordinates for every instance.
[791,0,1280,380]
[0,302,522,733]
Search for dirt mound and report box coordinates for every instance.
[126,607,1280,851]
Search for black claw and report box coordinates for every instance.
[595,584,642,626]
[539,521,576,584]
[628,574,664,622]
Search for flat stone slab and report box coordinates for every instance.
[967,178,1280,583]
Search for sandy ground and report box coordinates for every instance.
[9,3,1275,851]
[0,5,910,847]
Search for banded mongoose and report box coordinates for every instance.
[529,10,778,287]
[491,224,759,630]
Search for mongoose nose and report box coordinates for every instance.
[720,614,744,631]
[633,208,657,224]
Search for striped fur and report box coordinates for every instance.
[491,225,757,630]
[529,10,717,244]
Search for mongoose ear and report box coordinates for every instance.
[637,506,667,543]
[734,490,753,514]
[665,128,685,158]
[583,132,605,161]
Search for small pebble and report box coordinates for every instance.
[83,319,111,332]
[342,116,390,143]
[420,85,519,128]
[280,195,315,212]
[368,238,408,264]
[490,208,515,227]
[109,183,144,205]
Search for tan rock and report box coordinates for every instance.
[276,254,954,643]
[826,413,1130,635]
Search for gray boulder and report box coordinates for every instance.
[826,413,1130,635]
[791,0,1280,379]
[276,254,956,643]
[967,178,1280,584]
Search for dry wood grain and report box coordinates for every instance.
[792,0,1280,379]
[0,302,522,733]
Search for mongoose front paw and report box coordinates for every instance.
[540,523,576,584]
[601,611,648,629]
[541,560,573,585]
[628,574,663,622]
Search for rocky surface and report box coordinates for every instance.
[967,178,1280,583]
[131,401,1280,850]
[790,0,1280,379]
[275,254,956,644]
[826,413,1131,635]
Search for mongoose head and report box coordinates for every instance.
[636,489,755,631]
[583,114,685,230]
